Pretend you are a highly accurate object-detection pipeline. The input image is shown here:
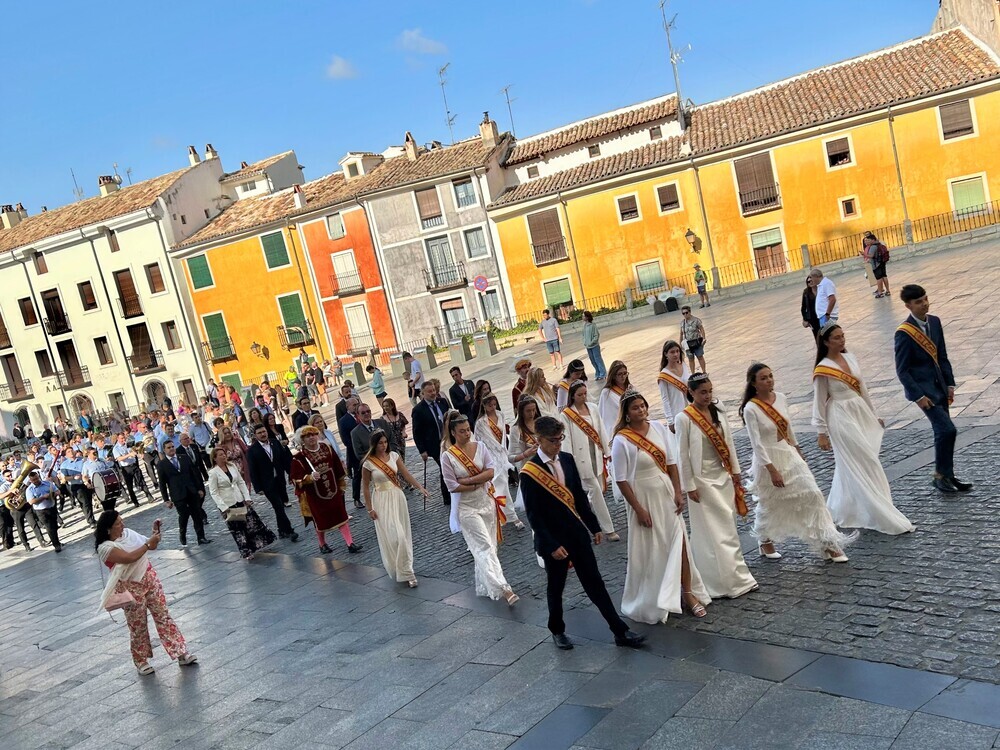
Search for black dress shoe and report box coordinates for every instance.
[54,545,63,553]
[290,532,300,542]
[614,630,647,649]
[198,538,212,545]
[933,477,958,493]
[23,544,31,552]
[552,633,574,650]
[347,543,363,553]
[950,477,973,492]
[319,544,333,554]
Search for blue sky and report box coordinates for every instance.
[1,1,935,213]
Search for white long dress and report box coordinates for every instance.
[363,452,415,582]
[508,425,546,568]
[657,363,691,429]
[474,412,521,525]
[676,409,758,599]
[555,380,571,410]
[612,422,710,624]
[442,442,510,599]
[744,394,854,555]
[560,406,615,535]
[813,354,914,535]
[598,386,626,504]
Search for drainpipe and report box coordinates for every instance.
[284,218,326,361]
[15,257,70,419]
[557,191,586,302]
[82,228,141,407]
[472,165,515,325]
[886,105,913,244]
[689,156,721,290]
[356,196,405,350]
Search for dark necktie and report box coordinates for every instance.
[171,457,179,471]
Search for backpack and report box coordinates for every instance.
[874,242,890,264]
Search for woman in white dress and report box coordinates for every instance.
[560,382,619,541]
[657,340,691,435]
[441,410,519,606]
[523,368,559,418]
[555,359,587,410]
[739,363,854,562]
[474,394,525,530]
[612,389,710,624]
[813,325,915,534]
[362,430,429,587]
[599,360,631,504]
[676,374,758,599]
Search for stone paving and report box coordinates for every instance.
[3,239,1000,748]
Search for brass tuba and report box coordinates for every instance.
[3,460,40,511]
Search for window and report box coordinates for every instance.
[347,163,359,178]
[588,144,601,158]
[241,180,257,192]
[108,229,120,253]
[480,289,503,323]
[162,321,182,350]
[542,278,573,309]
[950,175,987,215]
[527,165,539,179]
[109,392,127,413]
[204,209,211,219]
[617,195,640,223]
[527,209,566,265]
[825,137,852,168]
[0,354,25,395]
[35,350,55,377]
[187,255,214,290]
[649,126,662,141]
[440,298,470,339]
[277,293,307,333]
[145,263,165,293]
[734,153,779,215]
[750,227,788,278]
[181,215,187,225]
[840,197,858,219]
[78,281,98,311]
[202,313,231,358]
[0,314,9,348]
[939,100,975,140]
[94,336,113,365]
[453,178,477,208]
[18,297,37,326]
[656,184,681,213]
[326,213,346,239]
[33,252,48,274]
[635,261,664,291]
[415,187,443,229]
[261,232,290,269]
[464,227,489,259]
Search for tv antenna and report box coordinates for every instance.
[111,163,125,186]
[659,0,691,132]
[70,168,85,201]
[500,84,517,137]
[438,63,457,144]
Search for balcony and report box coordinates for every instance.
[435,319,481,343]
[57,367,91,390]
[420,214,445,230]
[118,295,144,319]
[43,315,72,336]
[201,337,237,363]
[331,271,364,297]
[739,183,782,216]
[423,262,467,292]
[127,349,165,374]
[0,379,32,402]
[277,321,316,350]
[531,238,569,266]
[0,329,11,349]
[345,331,377,356]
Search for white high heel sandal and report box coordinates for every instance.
[758,542,782,560]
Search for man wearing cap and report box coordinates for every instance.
[512,359,532,411]
[25,470,62,552]
[694,264,710,308]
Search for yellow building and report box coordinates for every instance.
[489,25,1000,317]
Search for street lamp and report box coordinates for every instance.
[685,228,699,253]
[250,342,269,359]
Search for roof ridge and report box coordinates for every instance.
[515,93,678,146]
[957,23,1000,66]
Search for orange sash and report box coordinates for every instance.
[487,418,503,444]
[813,365,862,396]
[898,321,938,363]
[557,380,570,392]
[563,407,609,490]
[522,430,537,447]
[657,370,688,394]
[448,445,506,542]
[609,384,625,397]
[617,427,669,475]
[520,460,582,524]
[367,455,400,489]
[749,398,790,443]
[683,406,747,516]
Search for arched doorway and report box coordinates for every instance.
[13,408,29,427]
[143,380,167,409]
[69,393,94,421]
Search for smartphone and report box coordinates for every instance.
[153,519,162,533]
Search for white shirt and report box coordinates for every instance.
[537,447,565,484]
[815,277,839,318]
[410,360,424,390]
[98,528,150,582]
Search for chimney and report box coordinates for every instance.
[98,175,120,197]
[15,202,27,219]
[292,184,307,209]
[188,145,201,166]
[240,161,249,169]
[204,143,219,160]
[479,111,499,149]
[404,132,418,162]
[1,204,21,229]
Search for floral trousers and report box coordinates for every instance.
[117,565,187,666]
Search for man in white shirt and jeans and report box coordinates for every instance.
[538,309,564,370]
[809,269,839,326]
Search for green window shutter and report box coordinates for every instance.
[261,232,289,269]
[203,313,231,358]
[220,374,242,391]
[636,262,664,291]
[187,255,213,289]
[952,177,986,213]
[543,278,572,307]
[278,294,307,345]
[750,228,783,249]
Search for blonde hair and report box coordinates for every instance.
[524,368,554,407]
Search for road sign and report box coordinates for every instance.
[473,275,489,292]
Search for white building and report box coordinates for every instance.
[0,145,229,428]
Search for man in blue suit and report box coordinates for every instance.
[894,284,972,494]
[519,416,645,650]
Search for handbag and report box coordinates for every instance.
[105,590,136,611]
[686,337,704,350]
[225,504,248,523]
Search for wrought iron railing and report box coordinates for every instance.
[127,349,164,373]
[58,367,91,389]
[0,379,32,401]
[434,319,482,344]
[420,214,445,230]
[531,238,569,266]
[331,271,364,296]
[277,321,315,350]
[118,295,144,318]
[423,262,467,291]
[739,183,781,216]
[43,314,72,335]
[913,199,1000,243]
[201,337,237,363]
[346,332,378,356]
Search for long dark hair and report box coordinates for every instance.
[567,380,588,408]
[815,324,843,367]
[472,379,491,419]
[686,373,722,427]
[364,429,390,463]
[660,340,683,369]
[442,409,468,448]
[94,509,120,551]
[739,363,770,422]
[478,393,500,419]
[515,395,538,434]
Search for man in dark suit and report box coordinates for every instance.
[519,416,645,650]
[177,433,211,525]
[246,424,299,540]
[157,439,210,546]
[338,397,363,507]
[895,284,972,494]
[292,396,319,431]
[350,402,389,499]
[411,381,447,504]
[448,366,476,420]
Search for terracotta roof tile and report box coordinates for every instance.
[689,28,1000,155]
[0,166,193,254]
[490,136,686,208]
[220,151,295,183]
[507,95,678,165]
[359,134,510,193]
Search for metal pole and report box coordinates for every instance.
[887,105,913,244]
[557,193,587,302]
[689,157,721,289]
[284,220,327,361]
[660,2,686,132]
